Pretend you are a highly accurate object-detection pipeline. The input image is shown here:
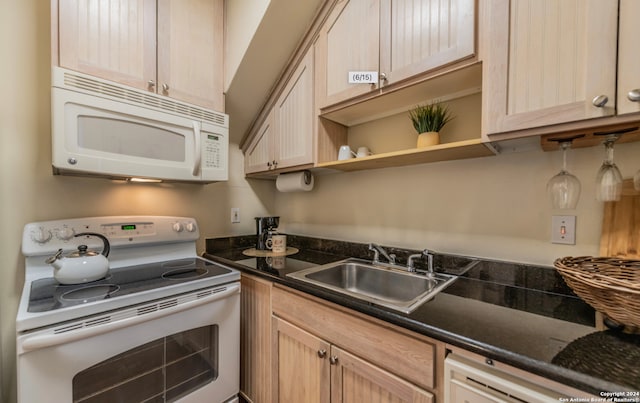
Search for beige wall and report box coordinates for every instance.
[276,129,640,266]
[0,3,274,402]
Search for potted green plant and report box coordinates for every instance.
[409,101,454,147]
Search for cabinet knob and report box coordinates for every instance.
[329,356,339,365]
[162,83,170,93]
[592,95,609,108]
[147,80,156,90]
[317,349,327,359]
[628,89,640,102]
[379,72,388,87]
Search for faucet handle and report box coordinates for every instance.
[406,253,422,272]
[368,243,396,264]
[422,249,434,274]
[368,243,380,263]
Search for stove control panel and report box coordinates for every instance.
[101,222,157,238]
[23,216,199,256]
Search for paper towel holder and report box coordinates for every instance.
[301,170,312,185]
[277,170,313,184]
[276,170,315,192]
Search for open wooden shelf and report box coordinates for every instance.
[315,138,496,172]
[319,63,483,127]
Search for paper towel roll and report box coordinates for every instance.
[276,170,314,192]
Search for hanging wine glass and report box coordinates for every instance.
[546,135,583,209]
[595,134,623,202]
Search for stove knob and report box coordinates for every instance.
[31,228,52,244]
[56,227,76,241]
[172,222,184,232]
[185,222,196,232]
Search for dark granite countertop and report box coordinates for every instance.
[204,235,640,395]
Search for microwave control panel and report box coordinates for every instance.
[203,134,222,168]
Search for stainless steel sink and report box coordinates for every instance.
[286,258,459,313]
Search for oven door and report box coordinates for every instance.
[17,283,239,403]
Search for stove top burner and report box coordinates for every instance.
[162,267,208,280]
[28,257,232,313]
[60,284,120,302]
[160,259,209,280]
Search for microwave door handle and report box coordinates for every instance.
[192,121,202,176]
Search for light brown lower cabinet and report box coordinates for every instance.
[273,318,330,403]
[273,317,434,403]
[242,279,598,403]
[240,274,273,403]
[271,285,440,403]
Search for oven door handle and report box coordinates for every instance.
[19,284,239,353]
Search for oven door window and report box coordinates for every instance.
[73,325,219,402]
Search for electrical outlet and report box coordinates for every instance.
[231,208,240,223]
[551,215,576,245]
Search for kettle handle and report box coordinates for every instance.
[74,232,110,257]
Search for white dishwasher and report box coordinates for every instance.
[444,353,583,403]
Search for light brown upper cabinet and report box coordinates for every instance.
[617,0,640,116]
[316,0,476,109]
[482,0,639,137]
[55,0,223,111]
[244,50,315,175]
[245,110,276,174]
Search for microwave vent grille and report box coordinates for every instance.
[63,72,227,127]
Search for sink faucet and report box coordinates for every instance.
[368,243,396,265]
[407,249,434,276]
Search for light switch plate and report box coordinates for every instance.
[551,215,576,245]
[231,207,240,223]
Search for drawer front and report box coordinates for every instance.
[272,285,438,390]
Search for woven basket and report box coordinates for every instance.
[554,256,640,330]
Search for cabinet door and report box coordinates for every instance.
[483,0,618,135]
[245,110,275,174]
[273,50,315,169]
[331,346,434,403]
[157,0,224,111]
[240,275,272,403]
[617,0,640,116]
[273,318,331,403]
[58,0,157,90]
[379,0,475,85]
[316,0,380,107]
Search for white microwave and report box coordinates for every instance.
[51,67,228,183]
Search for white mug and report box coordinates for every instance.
[356,146,372,158]
[271,235,287,254]
[338,145,356,160]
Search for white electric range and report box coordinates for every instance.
[17,216,240,403]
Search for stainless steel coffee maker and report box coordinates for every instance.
[255,216,279,250]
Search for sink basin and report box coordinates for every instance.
[287,258,459,313]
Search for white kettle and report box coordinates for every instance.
[46,232,111,284]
